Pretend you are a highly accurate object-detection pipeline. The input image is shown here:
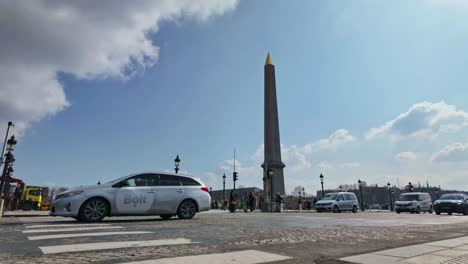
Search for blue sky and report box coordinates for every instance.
[4,0,468,194]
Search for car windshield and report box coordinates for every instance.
[105,175,131,185]
[440,194,465,200]
[321,194,338,201]
[399,194,420,201]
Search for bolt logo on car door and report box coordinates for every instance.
[116,190,152,213]
[124,194,147,207]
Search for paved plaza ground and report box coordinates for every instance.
[2,210,468,263]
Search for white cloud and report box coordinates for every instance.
[0,0,238,135]
[339,162,361,168]
[395,152,417,162]
[431,143,468,163]
[430,0,468,8]
[366,101,468,140]
[317,160,333,171]
[302,129,355,153]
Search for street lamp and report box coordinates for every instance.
[174,154,180,174]
[320,173,324,198]
[222,173,226,202]
[387,182,393,211]
[209,186,212,195]
[339,185,343,192]
[358,179,365,211]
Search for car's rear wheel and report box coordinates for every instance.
[160,214,173,220]
[78,198,108,222]
[416,206,421,214]
[333,205,340,213]
[177,199,197,219]
[428,206,433,214]
[352,205,358,213]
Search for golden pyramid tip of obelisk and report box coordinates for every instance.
[265,52,273,66]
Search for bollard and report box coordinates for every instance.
[299,204,302,213]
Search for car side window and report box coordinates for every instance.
[159,174,182,186]
[178,176,200,186]
[120,174,158,187]
[337,194,344,201]
[345,194,356,200]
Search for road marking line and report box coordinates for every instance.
[40,238,194,254]
[23,226,123,233]
[25,223,112,229]
[118,250,292,264]
[28,231,154,240]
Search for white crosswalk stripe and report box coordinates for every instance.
[117,250,292,264]
[28,231,154,240]
[25,223,112,229]
[22,226,124,233]
[39,238,195,254]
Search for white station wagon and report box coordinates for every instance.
[51,172,211,222]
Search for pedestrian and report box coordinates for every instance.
[243,192,248,212]
[229,190,236,213]
[275,192,283,212]
[248,191,255,212]
[298,196,303,212]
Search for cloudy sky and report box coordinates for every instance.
[3,0,468,194]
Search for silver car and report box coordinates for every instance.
[50,172,211,222]
[315,192,360,213]
[395,192,433,214]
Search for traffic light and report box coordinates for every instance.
[233,171,238,182]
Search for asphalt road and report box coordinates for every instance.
[2,210,468,263]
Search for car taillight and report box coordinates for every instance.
[201,187,209,193]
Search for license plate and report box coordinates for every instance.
[443,207,451,210]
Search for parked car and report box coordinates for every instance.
[434,193,468,215]
[51,172,211,222]
[315,192,359,213]
[395,192,433,214]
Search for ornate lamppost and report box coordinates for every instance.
[358,179,365,211]
[174,154,180,174]
[222,173,226,203]
[387,182,393,211]
[319,173,324,198]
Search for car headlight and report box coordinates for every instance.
[434,201,439,204]
[55,190,83,200]
[458,202,463,205]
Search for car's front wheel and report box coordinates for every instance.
[78,198,109,222]
[177,199,197,219]
[435,211,441,215]
[416,206,421,214]
[333,205,340,213]
[352,205,358,213]
[428,206,433,214]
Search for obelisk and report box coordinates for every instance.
[262,53,285,198]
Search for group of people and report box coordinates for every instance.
[227,190,259,213]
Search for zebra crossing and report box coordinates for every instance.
[18,219,292,263]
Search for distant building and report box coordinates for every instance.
[209,187,263,202]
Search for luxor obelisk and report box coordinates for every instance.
[262,53,286,201]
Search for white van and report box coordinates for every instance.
[395,192,433,214]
